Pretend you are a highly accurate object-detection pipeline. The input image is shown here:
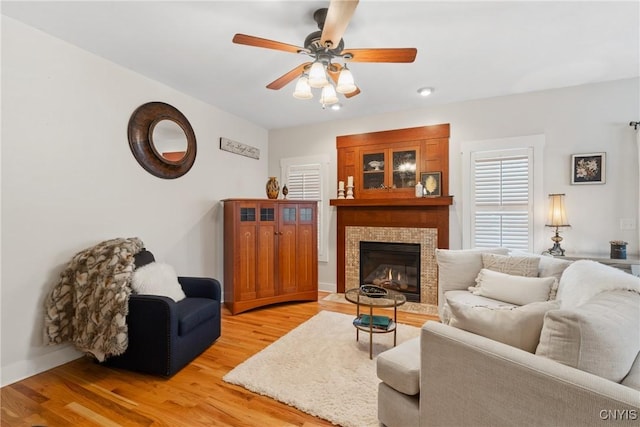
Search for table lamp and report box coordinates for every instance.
[545,193,570,256]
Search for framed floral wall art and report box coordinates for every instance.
[571,152,605,185]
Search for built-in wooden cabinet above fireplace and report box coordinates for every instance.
[335,124,450,200]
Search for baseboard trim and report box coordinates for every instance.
[1,345,82,387]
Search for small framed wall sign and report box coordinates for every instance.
[219,137,260,160]
[420,171,442,196]
[571,152,605,185]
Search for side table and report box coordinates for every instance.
[344,286,407,359]
[552,254,640,276]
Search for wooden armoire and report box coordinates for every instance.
[222,199,318,314]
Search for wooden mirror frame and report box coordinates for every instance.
[128,102,197,179]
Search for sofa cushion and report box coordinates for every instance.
[442,290,517,324]
[176,297,220,336]
[482,253,540,277]
[131,262,186,302]
[557,260,640,308]
[377,337,421,395]
[470,269,556,305]
[448,299,560,352]
[536,290,640,382]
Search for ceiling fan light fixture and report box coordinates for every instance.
[308,61,329,88]
[336,65,356,94]
[293,74,313,99]
[319,84,339,105]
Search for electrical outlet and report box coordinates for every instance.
[620,218,637,230]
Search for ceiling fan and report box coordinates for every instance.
[232,0,417,106]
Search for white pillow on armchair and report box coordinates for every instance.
[131,262,186,302]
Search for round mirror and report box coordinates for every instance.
[150,119,188,163]
[128,102,196,179]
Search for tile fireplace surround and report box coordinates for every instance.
[346,226,438,305]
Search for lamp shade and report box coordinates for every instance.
[319,84,338,105]
[308,62,328,88]
[336,67,356,94]
[546,193,570,227]
[292,74,313,99]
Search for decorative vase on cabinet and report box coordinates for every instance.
[266,177,280,199]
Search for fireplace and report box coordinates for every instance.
[359,241,421,302]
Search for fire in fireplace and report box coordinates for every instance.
[359,241,421,302]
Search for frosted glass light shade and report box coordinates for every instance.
[308,62,328,88]
[293,75,313,99]
[336,67,356,94]
[319,84,338,105]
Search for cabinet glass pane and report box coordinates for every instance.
[392,150,417,188]
[240,207,255,221]
[283,207,296,222]
[260,208,274,221]
[300,207,313,222]
[363,152,385,189]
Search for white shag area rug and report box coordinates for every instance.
[223,310,421,427]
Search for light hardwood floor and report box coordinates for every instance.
[1,292,437,427]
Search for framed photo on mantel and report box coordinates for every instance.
[420,171,441,197]
[571,152,605,185]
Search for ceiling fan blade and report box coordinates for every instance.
[327,64,361,98]
[343,48,417,63]
[320,0,359,49]
[233,33,307,54]
[266,62,311,90]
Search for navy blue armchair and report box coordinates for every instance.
[102,251,221,376]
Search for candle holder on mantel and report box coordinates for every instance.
[337,188,345,199]
[346,185,354,199]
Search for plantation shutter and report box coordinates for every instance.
[471,149,532,251]
[283,163,324,258]
[286,165,321,200]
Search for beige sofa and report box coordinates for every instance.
[377,250,640,426]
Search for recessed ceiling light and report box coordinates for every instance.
[417,87,434,97]
[330,103,342,111]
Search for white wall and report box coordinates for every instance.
[1,17,269,385]
[269,78,640,291]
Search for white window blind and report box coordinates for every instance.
[472,150,532,251]
[281,155,329,262]
[286,165,321,200]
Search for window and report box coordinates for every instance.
[472,151,531,250]
[462,135,545,252]
[281,155,329,262]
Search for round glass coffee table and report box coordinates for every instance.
[344,286,407,359]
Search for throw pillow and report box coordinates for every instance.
[131,262,186,302]
[481,253,540,277]
[556,260,640,308]
[448,299,560,352]
[536,290,640,383]
[471,269,556,305]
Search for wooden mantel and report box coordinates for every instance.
[330,196,453,207]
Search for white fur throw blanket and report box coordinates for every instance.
[44,237,144,361]
[557,260,640,308]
